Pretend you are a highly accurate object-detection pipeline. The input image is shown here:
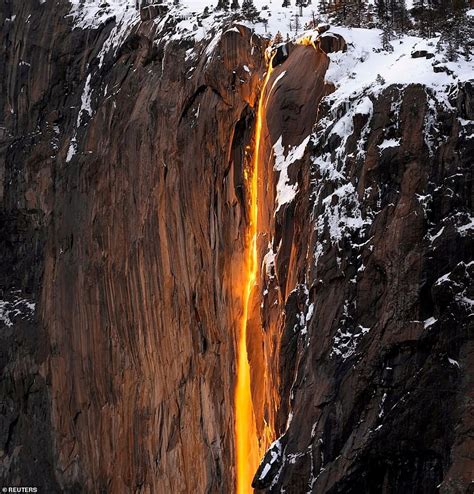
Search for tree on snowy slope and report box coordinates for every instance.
[380,22,394,50]
[375,0,409,33]
[437,0,472,60]
[231,0,240,9]
[296,0,310,15]
[217,0,230,10]
[242,0,260,19]
[328,0,369,27]
[412,0,434,36]
[330,0,371,27]
[273,30,284,44]
[330,0,351,25]
[413,0,470,39]
[393,0,409,32]
[318,0,329,14]
[375,0,394,49]
[351,0,369,27]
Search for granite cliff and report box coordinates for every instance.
[0,1,472,493]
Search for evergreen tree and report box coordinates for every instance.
[380,22,393,50]
[395,0,409,33]
[231,0,240,8]
[282,0,291,7]
[296,0,308,15]
[294,13,301,33]
[437,0,470,60]
[216,0,230,10]
[332,0,349,24]
[273,30,284,44]
[412,0,435,37]
[242,0,260,19]
[348,0,368,26]
[375,0,387,26]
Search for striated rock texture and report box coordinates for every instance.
[1,1,267,491]
[1,1,473,494]
[254,80,474,492]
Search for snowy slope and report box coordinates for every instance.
[67,0,472,92]
[325,27,472,105]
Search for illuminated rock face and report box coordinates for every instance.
[253,82,474,493]
[0,3,266,491]
[1,2,473,494]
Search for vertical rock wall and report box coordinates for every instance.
[0,2,268,491]
[254,78,473,493]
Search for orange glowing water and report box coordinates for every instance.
[235,57,274,494]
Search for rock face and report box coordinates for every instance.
[254,82,474,493]
[1,2,266,491]
[1,2,473,494]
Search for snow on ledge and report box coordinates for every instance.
[67,0,138,30]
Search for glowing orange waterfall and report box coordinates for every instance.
[235,55,274,494]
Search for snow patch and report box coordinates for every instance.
[66,135,78,163]
[448,357,460,368]
[378,138,400,150]
[77,73,93,126]
[273,135,310,212]
[0,293,36,328]
[424,317,437,329]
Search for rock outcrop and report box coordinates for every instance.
[254,82,474,493]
